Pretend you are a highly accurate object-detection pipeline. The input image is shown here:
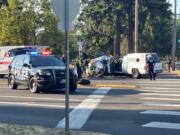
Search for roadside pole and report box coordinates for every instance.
[172,0,177,71]
[64,0,70,134]
[135,0,139,53]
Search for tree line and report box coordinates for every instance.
[75,0,174,57]
[0,0,78,59]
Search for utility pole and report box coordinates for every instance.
[64,0,70,134]
[135,0,139,53]
[172,0,177,71]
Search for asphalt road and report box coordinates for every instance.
[0,74,180,135]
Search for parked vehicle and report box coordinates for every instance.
[121,53,163,78]
[89,53,163,79]
[0,46,49,78]
[8,53,77,93]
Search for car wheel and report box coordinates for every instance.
[29,77,40,93]
[8,75,18,89]
[132,69,140,79]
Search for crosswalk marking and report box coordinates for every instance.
[142,122,180,130]
[140,97,180,101]
[140,84,180,87]
[139,79,180,130]
[140,93,180,97]
[56,87,111,129]
[139,90,180,93]
[142,87,179,90]
[141,110,180,116]
[143,102,180,107]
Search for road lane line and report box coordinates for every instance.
[140,84,180,87]
[140,93,180,97]
[141,110,180,116]
[142,87,179,90]
[56,87,111,129]
[0,95,82,102]
[140,97,180,101]
[143,102,180,107]
[0,101,75,108]
[139,90,180,93]
[142,122,180,130]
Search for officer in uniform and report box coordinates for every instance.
[147,54,156,80]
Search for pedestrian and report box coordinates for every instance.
[147,54,156,80]
[76,61,83,79]
[167,57,172,72]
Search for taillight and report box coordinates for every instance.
[4,52,9,57]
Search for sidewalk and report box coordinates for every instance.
[0,123,109,135]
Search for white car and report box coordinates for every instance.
[122,53,163,78]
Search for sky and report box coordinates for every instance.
[168,0,180,14]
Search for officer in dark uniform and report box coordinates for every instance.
[147,55,155,80]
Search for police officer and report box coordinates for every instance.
[147,55,156,80]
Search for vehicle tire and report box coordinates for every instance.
[8,75,18,89]
[70,79,77,93]
[29,77,40,93]
[0,74,5,78]
[78,78,91,85]
[132,69,140,79]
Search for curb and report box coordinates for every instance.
[0,123,109,135]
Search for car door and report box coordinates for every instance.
[21,55,31,85]
[13,55,26,84]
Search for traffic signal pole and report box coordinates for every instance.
[172,0,177,71]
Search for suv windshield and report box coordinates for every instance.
[31,56,65,67]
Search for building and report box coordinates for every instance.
[52,0,80,30]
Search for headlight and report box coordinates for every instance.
[38,70,51,76]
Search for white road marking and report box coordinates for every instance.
[139,90,180,93]
[142,87,179,90]
[140,93,180,97]
[142,122,180,130]
[141,110,180,116]
[0,101,75,108]
[140,84,180,87]
[0,95,82,102]
[143,102,180,107]
[140,97,180,101]
[56,87,111,129]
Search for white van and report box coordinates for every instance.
[122,53,163,78]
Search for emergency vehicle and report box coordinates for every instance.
[8,52,77,93]
[0,46,50,78]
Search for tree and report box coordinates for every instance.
[76,0,172,57]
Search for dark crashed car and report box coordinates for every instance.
[8,54,77,93]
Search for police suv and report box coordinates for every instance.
[8,53,77,93]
